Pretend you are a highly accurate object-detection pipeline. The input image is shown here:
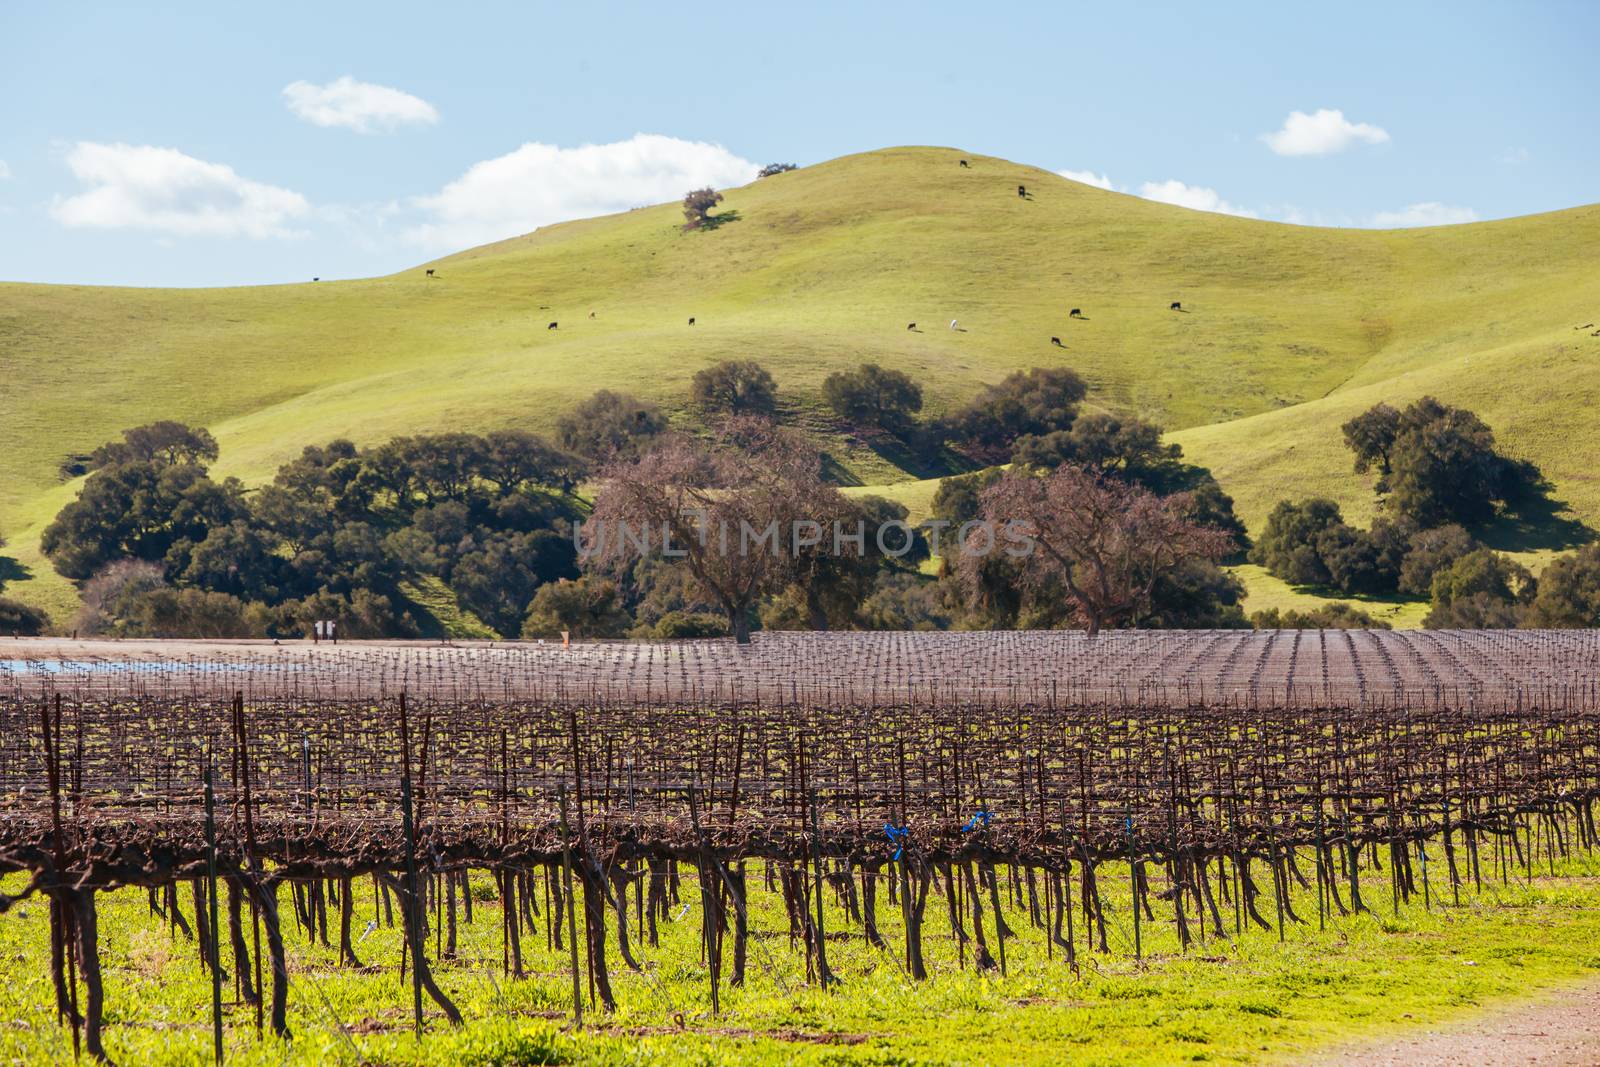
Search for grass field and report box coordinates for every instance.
[4,145,1598,626]
[3,855,1597,1065]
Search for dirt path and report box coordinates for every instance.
[1314,984,1600,1066]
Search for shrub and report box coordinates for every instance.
[74,560,169,636]
[1316,524,1386,595]
[1251,603,1391,629]
[1249,499,1346,586]
[930,468,1005,530]
[1398,524,1478,596]
[857,572,954,631]
[522,576,630,639]
[648,610,730,639]
[128,587,270,639]
[1424,549,1533,628]
[1141,560,1249,629]
[757,163,797,177]
[1520,543,1600,627]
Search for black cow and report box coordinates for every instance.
[1170,301,1182,311]
[1069,308,1083,318]
[426,268,436,278]
[1050,337,1062,347]
[547,321,558,330]
[907,322,917,330]
[312,277,319,282]
[1018,184,1028,198]
[688,317,696,326]
[959,160,970,168]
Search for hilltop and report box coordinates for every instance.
[3,145,1598,624]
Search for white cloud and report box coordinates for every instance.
[283,76,439,133]
[51,142,310,238]
[1368,202,1478,228]
[1138,179,1258,218]
[408,133,758,249]
[1265,204,1351,227]
[0,160,10,179]
[1262,108,1389,156]
[1057,168,1114,190]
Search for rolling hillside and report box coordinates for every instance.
[3,145,1598,625]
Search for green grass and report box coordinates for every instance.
[4,145,1598,625]
[3,854,1597,1065]
[1232,565,1433,629]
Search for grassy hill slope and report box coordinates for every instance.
[3,146,1598,623]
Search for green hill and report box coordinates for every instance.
[3,145,1598,625]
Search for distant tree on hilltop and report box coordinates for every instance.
[758,163,798,178]
[682,187,724,230]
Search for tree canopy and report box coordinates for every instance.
[555,389,666,464]
[963,464,1233,635]
[690,360,779,418]
[47,422,584,639]
[1342,396,1537,527]
[583,419,837,642]
[945,367,1087,462]
[682,187,724,230]
[822,364,923,437]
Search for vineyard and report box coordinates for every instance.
[2,630,1599,1063]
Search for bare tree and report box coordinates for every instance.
[583,419,839,642]
[963,465,1233,635]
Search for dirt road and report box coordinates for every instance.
[1314,984,1600,1066]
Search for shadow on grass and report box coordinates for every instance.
[1478,493,1595,554]
[0,556,32,587]
[857,433,969,482]
[819,452,863,487]
[696,210,742,232]
[1275,580,1428,614]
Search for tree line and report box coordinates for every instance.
[19,372,1597,641]
[25,357,1253,639]
[40,421,584,638]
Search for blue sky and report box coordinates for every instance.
[2,1,1595,287]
